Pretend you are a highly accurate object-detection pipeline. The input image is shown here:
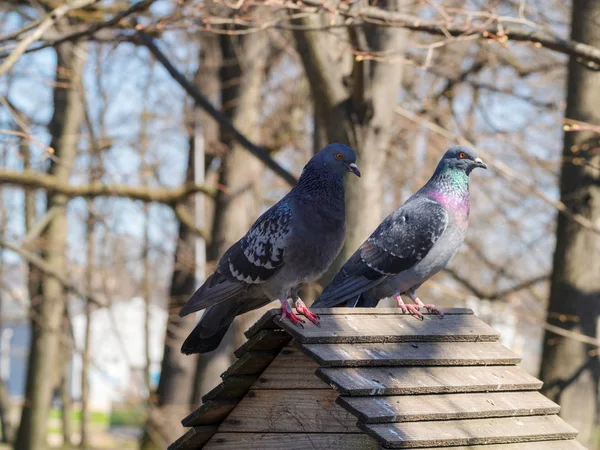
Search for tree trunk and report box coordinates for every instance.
[60,344,73,448]
[0,189,11,444]
[193,29,268,400]
[80,210,94,449]
[539,2,600,448]
[293,0,411,282]
[138,114,201,450]
[14,41,86,450]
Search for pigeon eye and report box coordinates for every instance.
[335,153,344,160]
[459,152,466,159]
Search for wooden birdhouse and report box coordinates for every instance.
[169,308,584,449]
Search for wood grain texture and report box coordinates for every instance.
[303,341,520,367]
[167,425,217,450]
[204,432,379,449]
[201,375,258,403]
[221,350,279,379]
[243,308,474,339]
[406,441,587,450]
[252,346,329,389]
[338,391,560,423]
[362,415,578,448]
[181,399,238,427]
[234,329,291,358]
[318,365,543,396]
[309,307,474,316]
[219,389,359,433]
[277,314,500,344]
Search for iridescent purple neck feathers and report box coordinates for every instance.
[421,168,471,227]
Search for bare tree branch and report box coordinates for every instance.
[0,0,154,59]
[0,0,100,76]
[0,168,213,203]
[0,238,106,308]
[137,31,298,186]
[298,0,600,68]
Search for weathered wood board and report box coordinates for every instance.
[220,350,279,379]
[362,415,578,448]
[204,432,380,449]
[243,308,474,339]
[408,442,586,450]
[338,391,559,423]
[201,375,258,403]
[318,365,542,395]
[252,346,329,390]
[277,314,500,344]
[181,399,239,427]
[167,425,218,450]
[234,329,291,358]
[219,389,359,433]
[303,341,520,367]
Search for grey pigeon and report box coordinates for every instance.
[180,144,360,354]
[313,146,486,317]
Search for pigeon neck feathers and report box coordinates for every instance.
[290,157,346,226]
[421,165,470,223]
[293,158,345,201]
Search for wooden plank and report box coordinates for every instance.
[303,341,520,367]
[167,426,217,450]
[406,442,587,450]
[219,389,359,433]
[234,329,291,358]
[181,399,239,427]
[276,314,499,344]
[244,309,281,338]
[338,391,560,423]
[318,365,543,396]
[201,375,257,403]
[361,415,578,448]
[252,346,329,389]
[243,308,474,339]
[309,307,474,316]
[204,433,379,450]
[221,350,279,379]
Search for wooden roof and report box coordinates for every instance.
[169,308,584,450]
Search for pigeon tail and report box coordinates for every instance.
[179,272,244,317]
[181,301,239,354]
[181,296,272,354]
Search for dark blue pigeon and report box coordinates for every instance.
[180,144,360,354]
[313,146,486,318]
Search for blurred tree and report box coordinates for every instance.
[293,0,411,278]
[540,1,600,448]
[14,41,87,450]
[139,126,199,450]
[193,27,269,399]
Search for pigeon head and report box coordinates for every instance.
[436,146,487,175]
[312,143,360,178]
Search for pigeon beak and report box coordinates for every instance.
[474,158,487,170]
[347,163,361,177]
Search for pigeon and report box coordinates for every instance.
[180,143,360,354]
[313,146,486,318]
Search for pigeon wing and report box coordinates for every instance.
[179,202,293,316]
[314,196,448,307]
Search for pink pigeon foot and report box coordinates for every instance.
[407,291,444,318]
[280,298,305,328]
[395,294,424,320]
[294,298,320,327]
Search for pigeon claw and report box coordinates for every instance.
[294,299,321,327]
[282,306,305,328]
[423,304,444,319]
[405,304,424,320]
[280,298,305,328]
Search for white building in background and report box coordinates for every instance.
[70,297,167,412]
